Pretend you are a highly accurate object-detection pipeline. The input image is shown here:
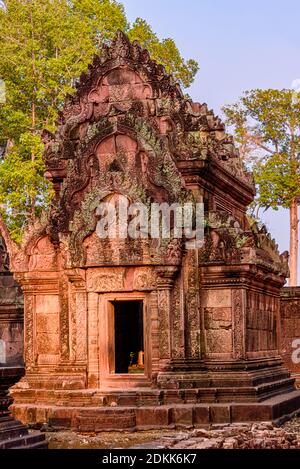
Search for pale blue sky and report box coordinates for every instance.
[122,0,300,265]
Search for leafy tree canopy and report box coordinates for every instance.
[223,89,300,212]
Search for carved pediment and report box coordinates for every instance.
[38,31,255,266]
[43,30,253,186]
[88,67,152,115]
[96,134,138,172]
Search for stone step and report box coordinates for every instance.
[0,423,28,440]
[0,415,48,449]
[0,431,47,449]
[23,389,299,431]
[9,439,48,450]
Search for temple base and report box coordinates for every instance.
[10,388,300,431]
[10,358,300,431]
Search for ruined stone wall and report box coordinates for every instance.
[246,290,278,355]
[0,235,23,366]
[280,287,300,383]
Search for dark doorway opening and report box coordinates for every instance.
[113,300,144,374]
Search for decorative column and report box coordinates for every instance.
[155,266,178,371]
[87,292,100,388]
[23,293,35,370]
[183,250,201,359]
[66,270,87,365]
[232,288,246,359]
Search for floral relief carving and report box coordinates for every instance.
[87,271,124,292]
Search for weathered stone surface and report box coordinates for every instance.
[0,235,23,368]
[131,418,300,450]
[280,287,300,385]
[0,234,47,449]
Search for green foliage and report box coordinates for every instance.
[0,1,198,241]
[223,88,300,212]
[254,152,299,209]
[128,18,199,88]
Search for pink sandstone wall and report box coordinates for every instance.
[281,287,300,384]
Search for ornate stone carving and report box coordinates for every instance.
[69,282,77,361]
[184,251,201,358]
[24,295,34,369]
[199,212,288,277]
[156,266,178,362]
[28,236,57,272]
[157,289,170,360]
[59,277,69,361]
[133,268,157,290]
[171,274,184,359]
[75,290,87,362]
[165,238,183,265]
[87,271,124,292]
[246,290,277,353]
[232,289,245,359]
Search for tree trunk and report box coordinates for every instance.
[289,198,298,286]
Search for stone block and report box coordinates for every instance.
[36,312,59,334]
[206,329,232,353]
[35,295,60,314]
[202,289,231,308]
[135,406,171,428]
[193,406,210,425]
[231,405,271,422]
[210,405,231,423]
[170,405,193,426]
[36,332,59,354]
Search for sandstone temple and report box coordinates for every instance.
[1,31,300,432]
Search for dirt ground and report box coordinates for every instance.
[46,428,177,449]
[45,417,300,449]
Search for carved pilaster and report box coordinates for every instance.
[76,288,87,362]
[232,289,245,359]
[24,294,35,370]
[155,266,178,363]
[87,292,99,387]
[149,290,160,374]
[59,277,69,361]
[69,282,76,361]
[184,250,201,358]
[66,270,87,364]
[171,273,185,359]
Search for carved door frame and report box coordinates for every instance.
[96,291,152,389]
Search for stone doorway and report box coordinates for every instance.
[97,291,150,389]
[113,300,144,374]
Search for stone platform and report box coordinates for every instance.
[10,388,300,432]
[280,287,300,386]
